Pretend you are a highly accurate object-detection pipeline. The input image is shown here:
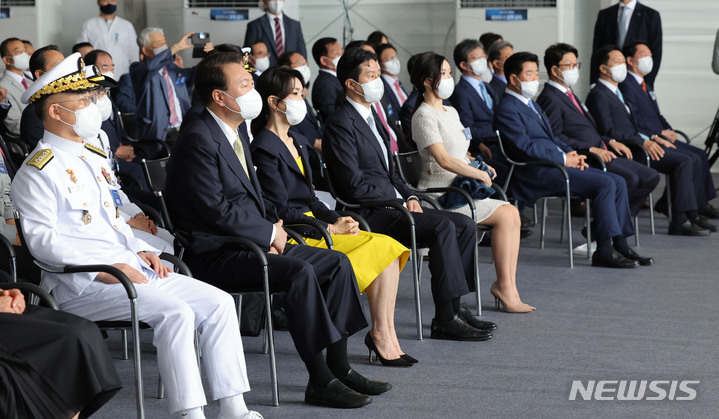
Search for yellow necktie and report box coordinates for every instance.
[233,136,250,178]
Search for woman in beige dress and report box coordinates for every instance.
[409,52,534,313]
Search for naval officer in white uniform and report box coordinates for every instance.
[11,53,262,419]
[78,0,139,78]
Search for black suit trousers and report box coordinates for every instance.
[605,157,660,217]
[648,145,704,214]
[183,243,368,362]
[362,207,475,305]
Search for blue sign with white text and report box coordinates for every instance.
[486,9,528,22]
[210,9,249,21]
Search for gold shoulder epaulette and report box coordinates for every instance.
[84,142,107,158]
[26,149,54,170]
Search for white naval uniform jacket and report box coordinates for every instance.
[11,130,159,303]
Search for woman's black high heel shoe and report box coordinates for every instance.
[400,353,418,364]
[364,333,412,367]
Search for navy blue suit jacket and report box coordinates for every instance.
[585,82,645,144]
[243,13,307,67]
[493,93,574,204]
[619,75,671,135]
[164,108,279,254]
[311,71,344,123]
[130,49,194,140]
[323,100,414,210]
[449,77,497,148]
[489,76,507,102]
[399,88,418,137]
[19,104,43,149]
[537,83,610,150]
[592,1,662,87]
[113,73,136,114]
[251,128,340,235]
[380,76,407,124]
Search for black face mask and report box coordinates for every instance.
[100,4,117,14]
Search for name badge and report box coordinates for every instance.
[387,104,395,117]
[463,127,473,141]
[0,161,6,174]
[649,91,657,101]
[176,75,186,85]
[110,190,123,207]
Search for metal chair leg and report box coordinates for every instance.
[157,375,165,399]
[560,198,567,244]
[648,192,655,235]
[261,266,279,407]
[130,298,145,419]
[540,199,548,249]
[665,176,672,223]
[634,216,640,246]
[121,329,129,360]
[566,183,574,268]
[474,230,484,316]
[585,199,591,260]
[411,224,423,340]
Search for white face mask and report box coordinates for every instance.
[469,58,488,77]
[353,77,384,103]
[436,77,455,99]
[561,67,579,87]
[637,56,653,75]
[329,55,341,70]
[97,94,113,121]
[295,65,311,85]
[222,89,263,120]
[280,98,307,125]
[480,70,493,83]
[152,44,168,56]
[102,71,115,81]
[383,58,401,76]
[520,80,539,99]
[267,0,284,14]
[608,63,627,83]
[254,56,270,73]
[12,52,30,72]
[57,103,103,138]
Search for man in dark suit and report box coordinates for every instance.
[243,0,307,68]
[619,40,719,222]
[113,73,136,113]
[537,43,659,217]
[130,28,198,144]
[164,51,386,408]
[592,0,662,88]
[323,47,496,341]
[585,45,715,235]
[494,51,652,268]
[487,40,513,101]
[375,43,413,152]
[449,39,511,183]
[311,37,344,123]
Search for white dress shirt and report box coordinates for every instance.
[78,16,139,77]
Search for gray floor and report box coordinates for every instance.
[92,195,719,419]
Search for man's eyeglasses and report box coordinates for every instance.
[558,62,582,70]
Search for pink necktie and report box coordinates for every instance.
[21,78,29,90]
[374,103,398,153]
[393,79,406,105]
[162,68,179,126]
[567,90,607,150]
[274,17,284,57]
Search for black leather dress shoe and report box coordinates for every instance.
[591,251,639,268]
[305,379,372,408]
[654,199,668,217]
[431,314,493,341]
[458,305,497,331]
[335,369,392,396]
[690,215,719,232]
[668,221,710,236]
[699,204,719,219]
[619,248,654,266]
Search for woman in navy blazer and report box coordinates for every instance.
[251,67,415,367]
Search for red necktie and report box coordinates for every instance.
[567,89,606,150]
[274,17,284,57]
[393,79,407,105]
[21,78,29,90]
[162,68,179,126]
[641,80,648,94]
[374,103,398,153]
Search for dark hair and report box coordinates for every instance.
[367,31,388,49]
[311,37,337,66]
[479,32,502,51]
[409,52,444,114]
[72,42,93,54]
[251,67,304,135]
[0,37,21,58]
[503,51,539,79]
[212,43,244,54]
[336,47,377,88]
[278,51,301,67]
[374,43,397,61]
[83,49,111,66]
[453,39,482,71]
[247,39,266,55]
[345,40,372,52]
[488,40,513,64]
[21,39,33,46]
[543,43,578,74]
[621,40,651,60]
[29,45,60,80]
[406,53,420,76]
[195,51,245,106]
[592,44,620,73]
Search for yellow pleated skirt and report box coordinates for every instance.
[289,230,409,293]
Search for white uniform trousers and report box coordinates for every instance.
[57,273,250,413]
